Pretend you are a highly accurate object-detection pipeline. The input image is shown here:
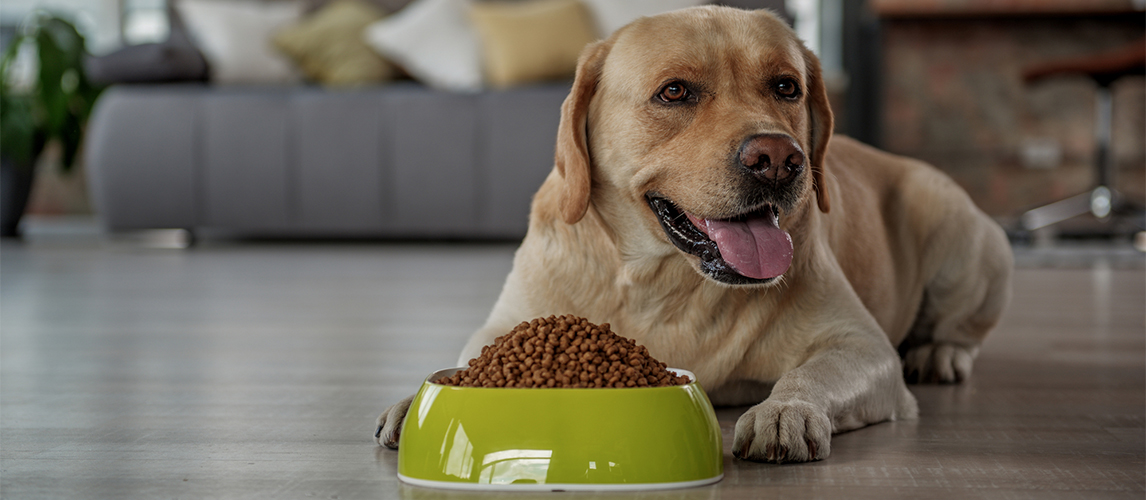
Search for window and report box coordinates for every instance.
[122,0,168,45]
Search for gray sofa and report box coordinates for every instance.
[84,0,787,240]
[85,80,569,239]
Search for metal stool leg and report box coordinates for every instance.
[1021,84,1119,231]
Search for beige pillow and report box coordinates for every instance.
[273,0,397,86]
[470,0,598,88]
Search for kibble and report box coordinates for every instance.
[437,315,691,388]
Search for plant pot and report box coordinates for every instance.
[1,156,35,238]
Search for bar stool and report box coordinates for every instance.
[1020,37,1145,233]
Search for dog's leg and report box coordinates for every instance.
[375,395,414,448]
[902,223,1012,384]
[733,332,918,463]
[900,292,979,384]
[902,287,1005,384]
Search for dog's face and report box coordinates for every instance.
[554,7,833,287]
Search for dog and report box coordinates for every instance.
[377,5,1012,463]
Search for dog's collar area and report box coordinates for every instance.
[645,194,778,286]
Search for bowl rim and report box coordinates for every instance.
[423,367,699,389]
[397,472,724,492]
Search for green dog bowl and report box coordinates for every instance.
[397,367,723,491]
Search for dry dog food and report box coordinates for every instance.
[437,315,691,388]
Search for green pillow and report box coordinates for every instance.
[274,0,398,86]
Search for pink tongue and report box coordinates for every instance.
[686,213,792,280]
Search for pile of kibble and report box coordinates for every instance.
[436,315,691,388]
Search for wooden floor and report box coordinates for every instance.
[2,225,1143,499]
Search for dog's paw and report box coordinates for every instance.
[374,395,414,449]
[903,342,976,384]
[732,399,831,463]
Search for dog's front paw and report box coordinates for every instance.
[903,342,976,384]
[732,399,831,463]
[374,395,414,449]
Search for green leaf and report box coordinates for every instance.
[0,11,104,172]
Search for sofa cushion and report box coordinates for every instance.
[364,0,483,92]
[302,0,414,13]
[85,3,210,84]
[469,0,597,88]
[85,42,209,85]
[176,0,304,84]
[274,0,398,86]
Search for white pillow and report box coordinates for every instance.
[581,0,708,38]
[177,0,304,84]
[364,0,483,93]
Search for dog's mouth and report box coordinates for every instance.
[646,195,792,285]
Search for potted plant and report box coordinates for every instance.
[1,12,103,237]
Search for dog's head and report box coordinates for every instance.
[554,6,834,286]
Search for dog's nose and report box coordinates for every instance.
[738,134,805,184]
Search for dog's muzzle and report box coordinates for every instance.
[644,134,805,285]
[646,195,792,286]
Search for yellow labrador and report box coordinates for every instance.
[378,6,1012,463]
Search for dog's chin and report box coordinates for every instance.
[645,194,791,287]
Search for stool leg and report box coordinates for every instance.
[1021,191,1092,230]
[1092,84,1114,219]
[1021,82,1120,231]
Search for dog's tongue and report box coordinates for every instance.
[686,212,792,280]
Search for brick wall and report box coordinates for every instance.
[879,14,1144,219]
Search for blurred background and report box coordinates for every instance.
[2,3,1142,497]
[0,0,1143,245]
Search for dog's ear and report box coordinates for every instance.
[803,46,834,214]
[555,40,610,225]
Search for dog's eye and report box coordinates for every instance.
[774,78,801,99]
[659,82,691,103]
